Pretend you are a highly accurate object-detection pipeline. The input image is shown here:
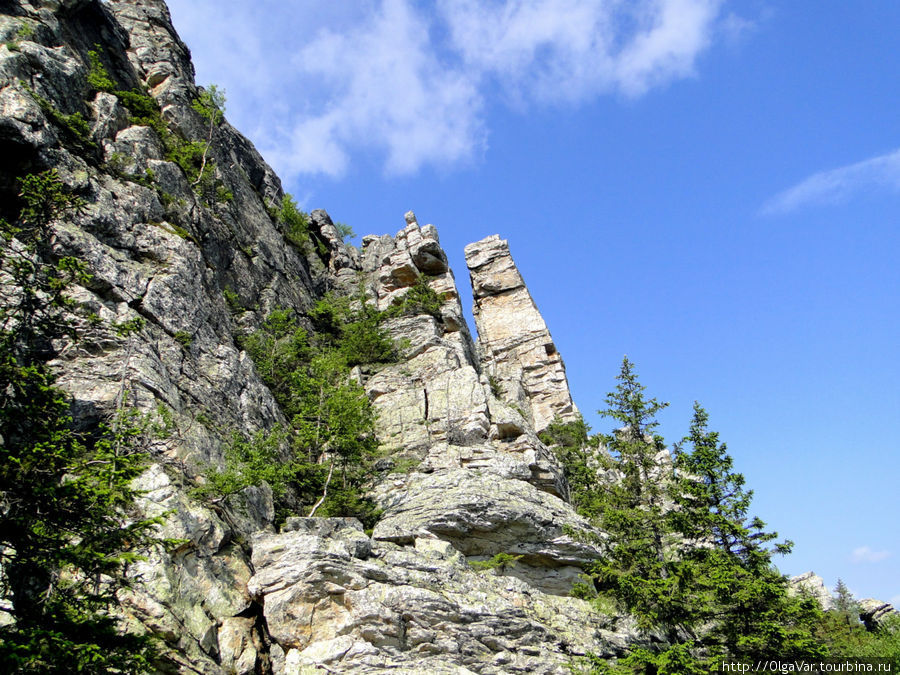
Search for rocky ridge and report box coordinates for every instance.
[0,1,629,672]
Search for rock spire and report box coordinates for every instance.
[465,235,579,433]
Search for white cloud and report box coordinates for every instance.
[279,0,484,177]
[167,0,728,179]
[762,148,900,215]
[850,546,891,564]
[439,0,723,101]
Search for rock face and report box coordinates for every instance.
[0,1,628,672]
[465,236,578,433]
[789,572,835,611]
[858,598,897,632]
[246,518,637,675]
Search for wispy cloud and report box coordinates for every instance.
[762,148,900,215]
[167,0,728,179]
[850,546,891,564]
[278,0,484,177]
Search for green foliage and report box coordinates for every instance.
[539,415,605,516]
[390,455,421,474]
[17,170,83,229]
[0,171,159,670]
[469,552,523,573]
[23,84,96,151]
[206,299,391,525]
[334,221,356,242]
[814,585,900,666]
[223,285,243,313]
[216,184,234,203]
[86,48,116,92]
[565,358,824,671]
[194,428,292,501]
[113,316,145,337]
[5,22,36,50]
[116,89,160,122]
[173,330,192,348]
[384,275,444,319]
[280,194,310,249]
[86,51,230,205]
[310,292,396,367]
[166,139,206,180]
[833,579,857,615]
[192,85,226,125]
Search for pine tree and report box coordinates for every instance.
[576,368,824,673]
[0,171,159,671]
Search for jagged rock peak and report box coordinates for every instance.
[465,235,578,433]
[789,572,835,611]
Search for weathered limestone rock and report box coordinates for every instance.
[465,236,578,433]
[0,1,634,671]
[357,220,569,499]
[372,470,603,578]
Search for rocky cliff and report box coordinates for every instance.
[0,1,638,672]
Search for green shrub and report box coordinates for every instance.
[470,552,523,572]
[193,428,292,501]
[280,194,309,249]
[87,48,116,92]
[173,330,192,348]
[23,84,95,150]
[384,274,443,319]
[192,85,225,125]
[223,286,242,313]
[203,295,397,522]
[335,221,356,242]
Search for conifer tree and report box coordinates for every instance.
[588,358,696,643]
[576,366,824,673]
[0,171,159,671]
[672,402,824,663]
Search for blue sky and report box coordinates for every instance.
[165,0,899,605]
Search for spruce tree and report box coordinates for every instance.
[576,367,824,673]
[0,171,159,671]
[588,358,695,642]
[672,402,824,663]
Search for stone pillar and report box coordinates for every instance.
[464,235,578,433]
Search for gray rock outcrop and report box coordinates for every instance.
[858,598,897,631]
[247,519,636,674]
[789,572,835,611]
